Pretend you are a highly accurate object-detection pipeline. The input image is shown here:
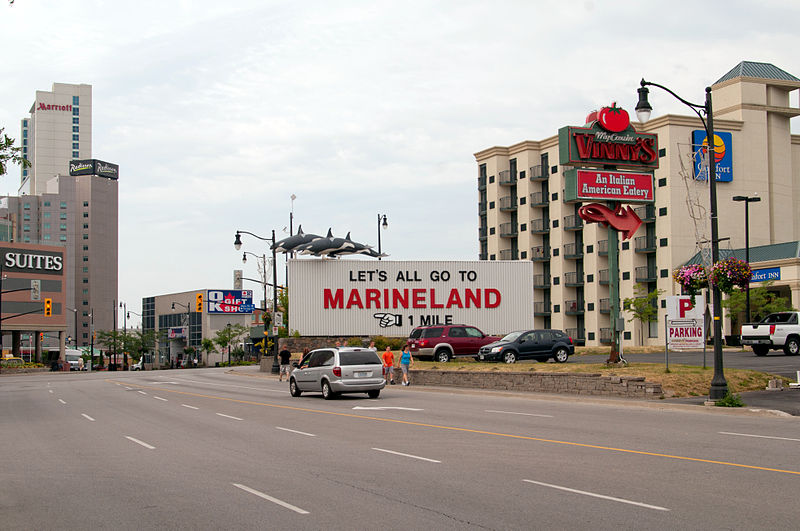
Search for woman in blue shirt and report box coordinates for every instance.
[399,344,414,386]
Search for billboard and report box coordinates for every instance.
[692,130,732,182]
[289,260,534,336]
[69,159,119,180]
[206,290,254,314]
[564,169,654,203]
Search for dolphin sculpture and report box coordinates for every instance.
[327,233,374,257]
[271,225,324,253]
[295,229,337,256]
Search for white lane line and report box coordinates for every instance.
[125,387,133,390]
[181,404,199,410]
[153,396,168,402]
[125,436,155,450]
[162,376,284,393]
[276,426,316,437]
[232,483,309,514]
[352,406,424,411]
[372,448,441,463]
[216,413,243,421]
[49,390,54,394]
[486,409,553,418]
[58,399,66,404]
[720,431,800,443]
[523,480,669,511]
[81,413,95,421]
[137,390,147,395]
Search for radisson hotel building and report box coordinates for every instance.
[475,61,800,347]
[0,82,118,351]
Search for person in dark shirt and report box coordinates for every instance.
[278,347,292,381]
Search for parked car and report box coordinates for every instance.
[408,324,501,362]
[289,347,385,399]
[740,311,800,356]
[477,329,574,364]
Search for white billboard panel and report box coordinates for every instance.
[289,260,534,336]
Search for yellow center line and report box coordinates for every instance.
[108,379,800,476]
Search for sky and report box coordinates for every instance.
[1,0,798,328]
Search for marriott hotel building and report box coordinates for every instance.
[475,61,800,347]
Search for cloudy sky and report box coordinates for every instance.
[1,0,798,327]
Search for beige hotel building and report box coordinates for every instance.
[475,61,800,347]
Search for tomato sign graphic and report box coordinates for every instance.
[597,102,630,132]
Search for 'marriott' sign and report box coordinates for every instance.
[564,169,654,203]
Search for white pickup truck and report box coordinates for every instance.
[740,311,800,356]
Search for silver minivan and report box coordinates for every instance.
[289,347,385,399]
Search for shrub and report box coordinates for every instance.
[715,392,745,407]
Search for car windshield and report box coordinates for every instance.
[339,351,381,365]
[500,331,524,342]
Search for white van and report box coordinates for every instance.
[65,349,85,371]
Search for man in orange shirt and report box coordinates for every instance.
[381,346,395,385]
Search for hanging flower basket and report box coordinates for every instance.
[672,264,709,305]
[709,257,752,294]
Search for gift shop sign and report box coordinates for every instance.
[206,289,254,314]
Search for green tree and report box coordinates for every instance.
[213,324,248,366]
[623,283,665,346]
[0,127,30,176]
[722,281,795,333]
[201,338,216,365]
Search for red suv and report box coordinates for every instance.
[408,325,501,363]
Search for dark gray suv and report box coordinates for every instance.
[289,347,386,399]
[477,329,574,364]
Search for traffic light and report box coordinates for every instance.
[44,298,52,317]
[195,292,203,312]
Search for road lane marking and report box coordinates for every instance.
[720,431,800,443]
[216,413,243,421]
[523,480,669,511]
[125,387,133,390]
[154,396,168,402]
[232,483,309,514]
[276,427,316,437]
[372,448,441,463]
[137,391,147,395]
[486,409,553,418]
[105,379,800,477]
[181,404,199,410]
[125,436,155,449]
[58,399,66,404]
[49,390,53,394]
[352,406,423,411]
[81,414,95,421]
[160,376,283,393]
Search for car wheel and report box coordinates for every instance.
[435,349,451,363]
[503,351,517,364]
[367,389,380,399]
[752,346,769,357]
[321,380,337,400]
[553,348,569,363]
[289,378,302,397]
[784,338,800,356]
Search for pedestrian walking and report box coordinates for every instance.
[278,346,292,382]
[381,346,395,385]
[399,344,413,386]
[368,341,377,351]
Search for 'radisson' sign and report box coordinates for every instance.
[69,159,119,180]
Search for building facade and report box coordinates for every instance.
[475,61,800,346]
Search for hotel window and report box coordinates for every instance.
[83,201,89,207]
[82,267,88,273]
[44,212,51,219]
[82,289,89,295]
[72,134,79,141]
[72,151,79,158]
[82,300,88,306]
[23,202,30,210]
[60,213,67,220]
[72,143,79,150]
[23,213,30,221]
[43,234,51,240]
[23,224,30,231]
[83,212,88,218]
[73,96,79,105]
[82,256,88,262]
[73,107,79,116]
[82,223,88,229]
[60,223,67,231]
[72,126,79,133]
[24,236,30,242]
[23,120,27,127]
[82,278,88,284]
[60,235,67,242]
[22,169,27,176]
[43,223,50,229]
[73,117,79,124]
[82,234,88,240]
[82,245,88,251]
[23,130,27,137]
[23,139,27,145]
[44,201,51,207]
[60,202,67,209]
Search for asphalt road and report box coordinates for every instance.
[2,367,799,529]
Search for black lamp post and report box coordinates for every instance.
[636,78,728,400]
[377,214,388,260]
[119,301,128,370]
[242,251,269,362]
[235,230,280,374]
[732,195,761,323]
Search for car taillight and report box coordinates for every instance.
[568,336,573,344]
[770,324,776,335]
[333,367,341,377]
[418,340,427,348]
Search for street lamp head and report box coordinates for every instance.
[635,82,652,123]
[171,303,175,310]
[732,196,746,202]
[381,215,388,230]
[242,252,247,264]
[234,232,243,251]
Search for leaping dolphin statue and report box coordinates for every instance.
[271,225,324,253]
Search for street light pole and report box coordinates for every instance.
[636,79,728,400]
[119,301,127,370]
[733,195,761,323]
[377,214,388,260]
[243,251,269,362]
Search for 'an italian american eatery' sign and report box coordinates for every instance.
[565,169,654,203]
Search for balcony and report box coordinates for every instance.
[598,239,608,256]
[531,245,550,261]
[599,298,611,314]
[529,164,547,181]
[563,242,583,260]
[499,196,517,211]
[530,218,549,234]
[478,201,487,214]
[499,222,518,238]
[599,268,610,285]
[498,170,515,186]
[534,301,551,316]
[565,299,584,315]
[564,271,584,287]
[599,328,612,344]
[529,191,548,207]
[499,249,517,260]
[634,204,656,223]
[635,266,658,282]
[563,214,584,231]
[478,226,487,241]
[634,235,657,253]
[565,327,586,346]
[478,175,487,191]
[533,274,550,288]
